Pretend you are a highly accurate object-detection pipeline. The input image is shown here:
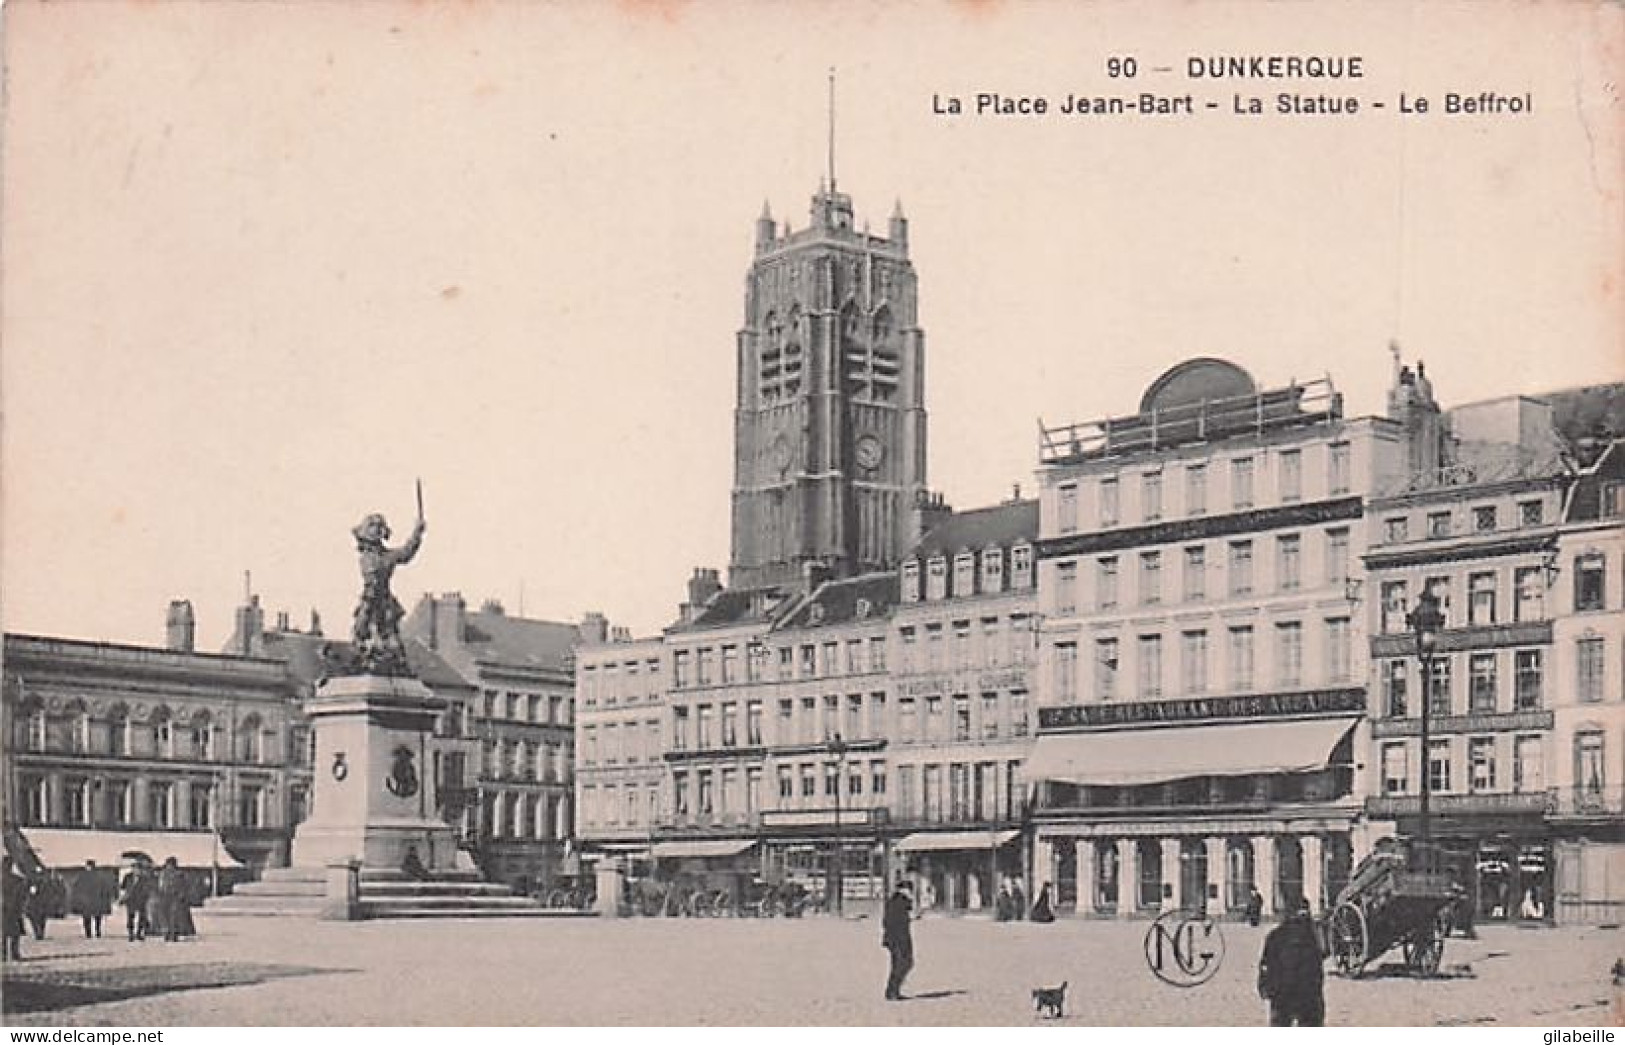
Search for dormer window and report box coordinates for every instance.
[901,559,921,603]
[854,598,872,620]
[926,555,949,600]
[953,552,976,598]
[809,603,826,624]
[981,547,1005,593]
[1010,544,1034,590]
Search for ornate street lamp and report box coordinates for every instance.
[829,732,849,916]
[1408,586,1445,868]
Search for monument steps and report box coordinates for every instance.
[206,866,576,920]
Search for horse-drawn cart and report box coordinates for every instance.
[1328,843,1466,978]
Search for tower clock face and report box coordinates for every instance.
[855,435,884,472]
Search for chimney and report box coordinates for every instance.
[611,626,631,643]
[230,594,265,657]
[480,598,505,617]
[679,567,723,624]
[909,490,954,546]
[579,611,610,645]
[275,610,291,633]
[433,593,466,652]
[165,600,196,653]
[309,608,323,637]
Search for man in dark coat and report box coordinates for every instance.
[1,857,26,960]
[72,860,116,938]
[882,879,914,1001]
[118,863,152,942]
[1258,899,1326,1026]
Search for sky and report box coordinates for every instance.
[2,1,1619,651]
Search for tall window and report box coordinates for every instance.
[191,784,213,829]
[1184,546,1206,602]
[720,703,737,747]
[981,617,1002,667]
[1326,528,1349,584]
[1279,449,1302,502]
[1468,572,1497,626]
[980,692,999,739]
[1514,566,1545,622]
[1427,740,1452,793]
[673,651,691,689]
[1275,622,1303,688]
[1097,557,1119,610]
[1143,471,1163,522]
[1578,637,1605,702]
[1514,649,1543,710]
[1139,551,1162,606]
[1383,660,1409,717]
[1095,638,1119,701]
[980,548,1004,594]
[1056,561,1078,614]
[953,696,971,742]
[697,705,714,748]
[1575,554,1605,611]
[1138,634,1163,698]
[1099,477,1119,527]
[925,625,943,670]
[721,645,739,684]
[1232,457,1254,509]
[65,779,89,826]
[1428,657,1452,716]
[869,636,887,673]
[1277,535,1302,592]
[747,701,763,745]
[697,648,715,686]
[1468,737,1497,792]
[1381,580,1409,633]
[1011,545,1034,589]
[1328,442,1351,495]
[1469,652,1498,713]
[1181,630,1208,694]
[236,784,261,829]
[902,560,921,603]
[150,781,174,828]
[1054,643,1078,704]
[1229,626,1254,691]
[1576,732,1606,798]
[899,698,917,743]
[1228,541,1253,596]
[954,553,976,597]
[1513,735,1544,793]
[1381,742,1409,795]
[1186,464,1207,516]
[1325,617,1351,682]
[671,707,689,751]
[1058,484,1078,534]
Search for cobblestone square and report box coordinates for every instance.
[3,914,1622,1027]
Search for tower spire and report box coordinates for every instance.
[827,66,837,193]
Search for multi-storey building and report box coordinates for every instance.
[1549,433,1625,922]
[4,602,305,874]
[573,620,667,867]
[1026,357,1408,920]
[1361,389,1570,924]
[890,498,1038,911]
[401,593,580,891]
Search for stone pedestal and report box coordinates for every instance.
[595,859,625,919]
[291,673,458,873]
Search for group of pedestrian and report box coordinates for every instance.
[117,856,196,943]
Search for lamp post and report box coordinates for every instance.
[1407,586,1444,870]
[829,732,849,916]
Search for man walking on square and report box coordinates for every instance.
[1258,898,1326,1026]
[882,879,914,1001]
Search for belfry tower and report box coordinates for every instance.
[728,84,927,589]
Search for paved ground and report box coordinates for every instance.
[2,913,1621,1026]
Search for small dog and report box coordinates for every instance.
[1032,981,1067,1019]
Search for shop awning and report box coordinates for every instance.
[651,839,757,860]
[21,829,243,869]
[1027,717,1358,788]
[896,830,1019,853]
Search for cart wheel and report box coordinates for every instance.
[1329,902,1369,978]
[1404,917,1446,977]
